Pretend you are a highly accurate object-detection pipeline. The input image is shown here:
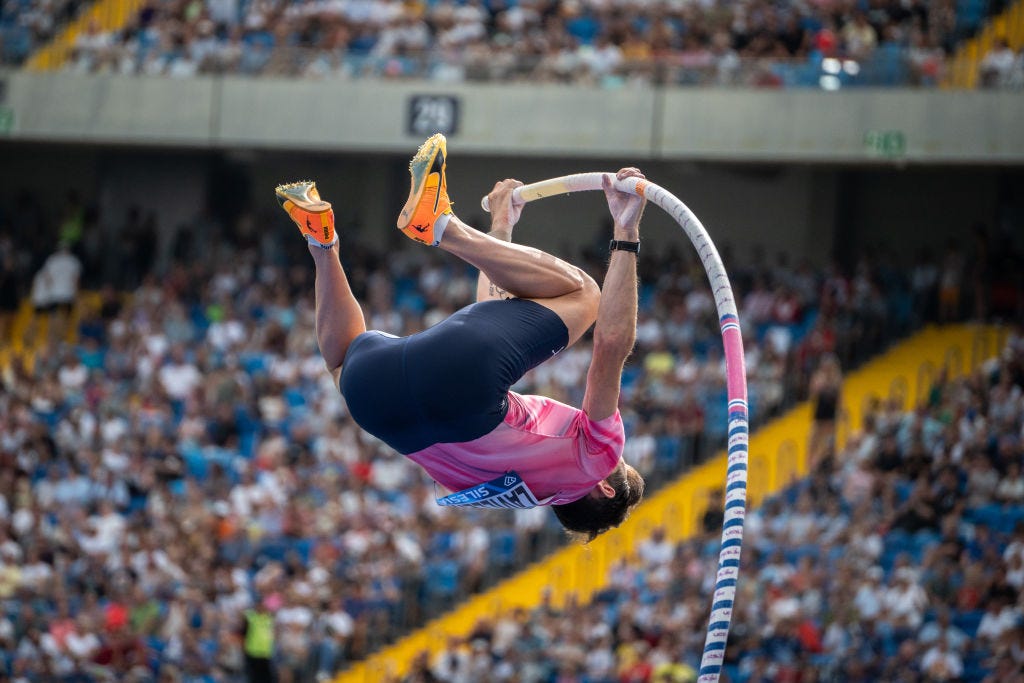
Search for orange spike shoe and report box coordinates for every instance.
[275,180,336,248]
[397,133,453,246]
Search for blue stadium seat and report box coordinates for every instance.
[0,25,31,64]
[429,531,457,555]
[257,538,290,562]
[655,435,682,473]
[893,479,914,504]
[565,13,601,45]
[423,560,461,601]
[290,537,313,564]
[182,445,209,479]
[968,503,1023,534]
[952,609,985,637]
[488,529,518,571]
[963,652,992,680]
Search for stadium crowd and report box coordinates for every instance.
[0,184,1020,682]
[403,328,1024,683]
[0,0,1001,87]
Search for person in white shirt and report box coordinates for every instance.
[921,637,963,681]
[158,344,202,400]
[65,615,101,664]
[30,243,82,340]
[315,597,354,677]
[38,243,82,311]
[977,597,1022,643]
[980,37,1018,88]
[883,568,929,630]
[638,526,675,570]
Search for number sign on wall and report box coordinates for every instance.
[407,95,460,137]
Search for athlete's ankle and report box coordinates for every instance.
[309,241,339,260]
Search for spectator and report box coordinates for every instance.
[921,636,964,681]
[808,353,843,470]
[0,241,18,341]
[996,461,1024,505]
[0,181,1019,680]
[919,607,969,652]
[242,599,275,683]
[4,0,990,88]
[842,12,878,59]
[29,241,82,340]
[980,37,1018,88]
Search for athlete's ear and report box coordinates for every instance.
[595,479,616,498]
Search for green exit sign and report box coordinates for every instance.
[864,130,905,158]
[0,107,13,134]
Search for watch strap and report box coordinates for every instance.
[609,239,640,254]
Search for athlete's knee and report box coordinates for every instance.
[572,266,598,301]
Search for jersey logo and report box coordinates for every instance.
[436,471,555,509]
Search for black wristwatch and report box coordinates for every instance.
[609,239,640,254]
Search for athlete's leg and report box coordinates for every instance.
[310,243,367,380]
[448,179,599,344]
[276,182,366,381]
[398,135,599,344]
[442,217,599,345]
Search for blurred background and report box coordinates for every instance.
[0,1,1023,682]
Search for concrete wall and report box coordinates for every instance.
[657,89,1024,163]
[3,72,1023,163]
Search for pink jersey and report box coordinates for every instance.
[406,391,625,505]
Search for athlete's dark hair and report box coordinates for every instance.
[551,463,645,543]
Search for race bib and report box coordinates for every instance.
[435,471,554,510]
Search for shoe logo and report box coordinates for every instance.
[430,172,442,214]
[412,224,429,233]
[306,217,313,232]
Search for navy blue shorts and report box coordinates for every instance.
[340,299,569,454]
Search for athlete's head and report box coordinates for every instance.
[551,460,645,542]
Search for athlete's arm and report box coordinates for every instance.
[582,169,646,422]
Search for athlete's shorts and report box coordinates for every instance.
[340,298,569,454]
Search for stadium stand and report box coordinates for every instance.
[946,0,1024,86]
[3,182,1018,680]
[1,0,1020,88]
[417,328,1024,682]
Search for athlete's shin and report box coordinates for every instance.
[310,243,366,374]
